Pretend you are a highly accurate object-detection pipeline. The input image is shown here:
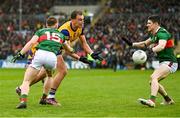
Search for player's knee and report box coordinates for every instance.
[150,74,158,80]
[150,74,157,84]
[151,76,159,84]
[62,68,68,76]
[58,66,67,76]
[151,75,162,84]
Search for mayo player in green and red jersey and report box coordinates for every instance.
[12,17,91,109]
[122,15,178,108]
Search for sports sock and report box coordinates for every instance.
[47,88,56,98]
[164,95,171,102]
[150,95,156,102]
[20,94,27,103]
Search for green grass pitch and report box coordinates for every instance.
[0,68,180,117]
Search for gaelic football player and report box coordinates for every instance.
[122,15,178,107]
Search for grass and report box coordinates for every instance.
[0,68,180,117]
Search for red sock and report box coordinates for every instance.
[20,94,27,103]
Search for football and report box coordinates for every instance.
[132,50,147,64]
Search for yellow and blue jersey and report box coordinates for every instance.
[58,21,84,47]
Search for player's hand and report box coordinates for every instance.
[90,51,103,61]
[121,37,132,46]
[146,47,154,53]
[11,51,24,63]
[79,56,93,65]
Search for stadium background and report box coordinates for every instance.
[0,0,179,70]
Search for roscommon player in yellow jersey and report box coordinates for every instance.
[45,10,102,106]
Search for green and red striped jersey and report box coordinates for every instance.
[35,28,65,55]
[150,27,177,62]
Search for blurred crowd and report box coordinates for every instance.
[54,0,100,5]
[0,0,179,69]
[109,0,179,14]
[84,14,180,69]
[84,0,180,69]
[1,0,55,14]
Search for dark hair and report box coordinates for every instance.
[71,10,83,19]
[46,17,57,26]
[148,15,161,25]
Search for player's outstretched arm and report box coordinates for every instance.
[63,41,74,53]
[79,35,103,61]
[79,35,93,54]
[11,51,25,63]
[66,52,93,65]
[151,40,167,52]
[21,35,39,54]
[11,35,39,62]
[121,37,133,46]
[122,37,152,48]
[90,51,103,61]
[63,43,93,65]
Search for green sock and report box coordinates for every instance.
[150,95,156,102]
[20,94,28,103]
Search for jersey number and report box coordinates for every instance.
[45,31,63,43]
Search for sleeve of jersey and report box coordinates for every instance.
[157,31,169,40]
[61,29,70,40]
[34,29,41,37]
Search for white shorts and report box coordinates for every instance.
[160,61,178,73]
[29,49,57,71]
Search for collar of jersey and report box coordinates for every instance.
[155,26,161,33]
[70,22,77,32]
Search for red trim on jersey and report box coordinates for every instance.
[38,35,47,42]
[59,39,64,44]
[165,39,174,48]
[38,35,64,44]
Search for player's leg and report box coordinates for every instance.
[158,83,174,105]
[148,76,174,105]
[138,64,170,107]
[16,66,39,109]
[158,83,166,95]
[46,55,67,106]
[30,67,47,86]
[150,65,170,99]
[16,66,47,96]
[39,70,53,105]
[139,61,178,107]
[157,62,178,105]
